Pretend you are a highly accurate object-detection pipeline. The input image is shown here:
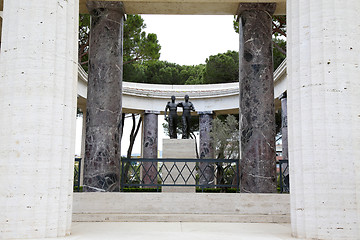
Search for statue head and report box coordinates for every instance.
[184,95,189,102]
[171,95,176,102]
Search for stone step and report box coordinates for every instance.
[73,213,290,223]
[73,193,290,223]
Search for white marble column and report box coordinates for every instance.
[287,1,360,239]
[0,0,78,238]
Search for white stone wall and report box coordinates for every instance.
[0,0,78,238]
[287,1,360,239]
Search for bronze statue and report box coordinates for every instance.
[178,95,195,139]
[164,95,178,139]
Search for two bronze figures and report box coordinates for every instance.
[164,95,195,139]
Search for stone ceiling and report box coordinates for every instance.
[79,0,286,15]
[0,1,285,49]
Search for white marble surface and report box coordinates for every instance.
[72,192,290,223]
[287,0,360,239]
[0,0,78,238]
[26,222,300,240]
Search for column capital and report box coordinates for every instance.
[197,111,213,115]
[237,3,276,16]
[86,1,124,14]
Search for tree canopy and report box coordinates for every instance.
[203,50,239,84]
[80,15,286,85]
[123,15,161,64]
[124,60,205,85]
[78,14,161,72]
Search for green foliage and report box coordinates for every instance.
[123,15,161,64]
[73,186,83,192]
[210,115,239,159]
[123,62,146,83]
[78,14,161,73]
[143,60,184,84]
[203,50,239,84]
[273,38,286,71]
[124,60,205,85]
[183,64,205,85]
[125,50,238,85]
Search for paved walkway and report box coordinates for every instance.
[30,222,301,240]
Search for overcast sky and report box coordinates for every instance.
[76,15,240,157]
[141,15,239,65]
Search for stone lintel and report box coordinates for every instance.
[145,110,161,115]
[197,111,213,115]
[237,3,276,16]
[87,1,125,13]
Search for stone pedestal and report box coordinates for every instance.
[238,3,277,193]
[162,139,197,192]
[83,2,124,192]
[287,1,360,239]
[0,1,78,238]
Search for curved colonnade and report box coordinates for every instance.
[77,59,287,114]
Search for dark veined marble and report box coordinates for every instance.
[238,3,277,193]
[83,1,124,192]
[280,92,288,160]
[198,112,215,185]
[142,111,159,186]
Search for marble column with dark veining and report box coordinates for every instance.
[83,1,124,192]
[238,3,277,193]
[280,92,289,183]
[280,92,288,161]
[142,111,159,187]
[198,112,215,186]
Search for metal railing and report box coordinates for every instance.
[74,158,81,192]
[120,158,240,192]
[73,157,290,193]
[279,159,289,193]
